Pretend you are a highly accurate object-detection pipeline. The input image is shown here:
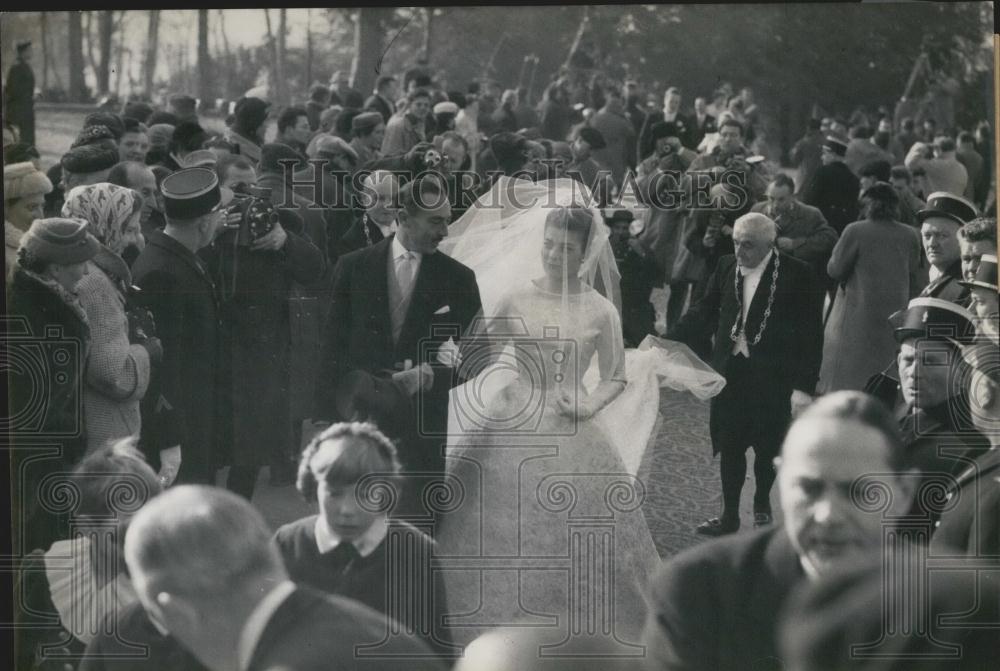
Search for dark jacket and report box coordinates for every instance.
[801,161,860,235]
[131,230,220,482]
[643,526,805,671]
[246,586,447,671]
[930,446,1000,562]
[274,515,453,655]
[920,259,969,305]
[668,252,825,396]
[340,213,389,254]
[4,58,35,145]
[80,601,206,671]
[7,268,90,552]
[200,209,324,468]
[314,236,483,472]
[364,94,394,125]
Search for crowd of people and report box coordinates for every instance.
[4,32,999,670]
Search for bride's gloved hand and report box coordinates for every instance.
[555,390,595,421]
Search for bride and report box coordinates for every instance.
[434,177,724,650]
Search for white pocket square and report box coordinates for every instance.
[434,305,451,315]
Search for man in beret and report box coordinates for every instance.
[801,135,860,236]
[918,191,978,303]
[644,391,918,671]
[567,126,613,207]
[890,297,989,519]
[349,111,386,168]
[4,40,35,146]
[131,168,231,484]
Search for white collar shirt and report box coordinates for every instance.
[314,515,389,558]
[733,250,774,356]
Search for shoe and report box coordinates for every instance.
[695,517,740,536]
[753,512,773,528]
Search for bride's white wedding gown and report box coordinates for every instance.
[435,279,661,648]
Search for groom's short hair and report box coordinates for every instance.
[400,174,447,214]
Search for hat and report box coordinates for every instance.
[122,101,154,124]
[160,167,233,220]
[333,370,412,433]
[860,181,898,204]
[171,121,208,152]
[313,136,358,163]
[489,132,527,165]
[169,94,198,115]
[350,111,383,133]
[949,334,1000,383]
[61,141,119,174]
[604,209,634,223]
[917,191,979,227]
[71,124,117,149]
[650,121,681,142]
[82,112,125,141]
[19,218,100,266]
[433,101,459,116]
[233,96,271,131]
[4,161,52,200]
[960,254,998,292]
[577,127,606,150]
[889,297,976,344]
[822,136,848,156]
[3,142,39,166]
[179,149,218,169]
[147,111,179,127]
[147,123,175,149]
[260,143,307,174]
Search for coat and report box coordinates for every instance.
[643,526,806,671]
[819,219,924,393]
[5,220,23,282]
[4,59,35,145]
[930,446,1000,562]
[381,114,426,157]
[246,586,446,671]
[790,131,825,198]
[364,93,394,125]
[131,230,221,482]
[749,200,838,280]
[668,252,825,400]
[920,259,969,305]
[589,108,635,187]
[801,160,860,235]
[340,212,389,254]
[539,98,572,141]
[314,236,483,475]
[75,250,151,452]
[7,267,90,552]
[200,211,323,468]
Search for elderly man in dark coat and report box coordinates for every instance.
[201,160,324,499]
[4,41,35,146]
[668,213,824,535]
[131,168,230,484]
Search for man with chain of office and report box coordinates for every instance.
[668,212,825,535]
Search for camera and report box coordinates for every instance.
[423,149,443,169]
[224,183,279,246]
[124,285,157,344]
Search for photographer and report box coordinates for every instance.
[686,117,768,204]
[203,156,324,498]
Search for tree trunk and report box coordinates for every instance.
[263,9,279,101]
[563,6,591,71]
[40,12,49,94]
[277,8,289,105]
[83,12,99,86]
[305,9,313,89]
[67,12,86,102]
[422,8,434,64]
[97,10,113,95]
[197,9,212,110]
[144,11,160,98]
[350,8,389,98]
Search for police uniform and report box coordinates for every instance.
[917,191,979,304]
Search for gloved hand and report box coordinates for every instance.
[158,445,182,487]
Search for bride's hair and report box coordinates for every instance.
[544,206,592,252]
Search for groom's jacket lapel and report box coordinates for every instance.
[362,237,393,359]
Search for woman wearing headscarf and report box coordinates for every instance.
[62,183,165,462]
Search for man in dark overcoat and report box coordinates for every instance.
[4,41,35,146]
[668,212,824,535]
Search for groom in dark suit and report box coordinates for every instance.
[668,212,824,535]
[314,174,483,518]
